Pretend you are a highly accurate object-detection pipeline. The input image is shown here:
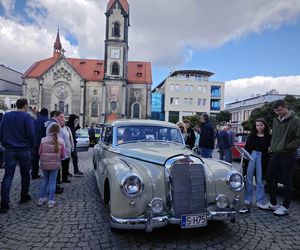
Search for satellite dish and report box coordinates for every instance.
[235,145,254,162]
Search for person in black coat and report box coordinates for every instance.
[66,114,83,176]
[199,114,215,158]
[31,108,49,179]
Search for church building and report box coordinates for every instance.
[23,0,152,126]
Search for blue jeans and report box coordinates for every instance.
[245,151,265,203]
[40,170,58,201]
[1,150,31,205]
[219,148,231,162]
[201,148,213,158]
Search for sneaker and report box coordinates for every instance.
[37,198,47,206]
[48,200,56,209]
[257,201,280,211]
[68,173,73,177]
[74,171,84,176]
[273,205,289,216]
[20,194,31,203]
[31,175,41,180]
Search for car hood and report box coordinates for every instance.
[115,141,194,165]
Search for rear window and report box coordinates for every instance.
[76,129,89,138]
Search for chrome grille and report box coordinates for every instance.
[170,163,206,218]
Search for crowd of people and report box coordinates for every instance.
[0,98,84,213]
[0,98,299,217]
[177,99,300,216]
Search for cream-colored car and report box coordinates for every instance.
[93,119,249,232]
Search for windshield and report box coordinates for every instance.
[117,125,184,145]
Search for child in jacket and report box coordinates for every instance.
[38,123,66,208]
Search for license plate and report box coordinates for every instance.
[181,213,207,228]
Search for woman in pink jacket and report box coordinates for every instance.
[38,123,66,208]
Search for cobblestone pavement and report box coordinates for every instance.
[0,148,300,250]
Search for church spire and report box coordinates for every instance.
[53,29,62,59]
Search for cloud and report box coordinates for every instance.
[0,0,300,73]
[0,0,15,16]
[225,76,300,103]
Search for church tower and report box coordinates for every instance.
[103,0,130,119]
[53,29,62,59]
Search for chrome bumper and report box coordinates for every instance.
[110,198,250,232]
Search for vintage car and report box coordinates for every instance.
[93,120,249,232]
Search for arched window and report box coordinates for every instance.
[59,101,64,113]
[112,22,120,37]
[91,102,98,117]
[111,62,120,75]
[131,102,141,119]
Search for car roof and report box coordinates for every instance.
[105,119,179,128]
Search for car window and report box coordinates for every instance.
[117,125,183,145]
[103,126,113,145]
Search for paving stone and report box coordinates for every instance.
[0,149,300,249]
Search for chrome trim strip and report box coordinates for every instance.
[110,208,250,231]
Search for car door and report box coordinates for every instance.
[98,126,113,187]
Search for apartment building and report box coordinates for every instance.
[152,70,224,123]
[225,89,300,132]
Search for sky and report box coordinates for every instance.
[0,0,300,104]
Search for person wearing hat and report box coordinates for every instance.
[31,108,49,179]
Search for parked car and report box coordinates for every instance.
[76,128,90,152]
[232,133,249,160]
[93,119,249,232]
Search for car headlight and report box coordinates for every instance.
[120,174,144,198]
[227,172,244,192]
[216,194,229,209]
[150,198,163,213]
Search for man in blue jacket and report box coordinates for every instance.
[31,108,49,179]
[0,98,35,213]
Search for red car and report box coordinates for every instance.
[232,133,249,160]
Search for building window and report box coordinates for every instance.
[59,101,64,113]
[175,98,179,106]
[203,99,206,106]
[170,97,174,105]
[197,98,202,106]
[203,86,207,94]
[175,84,179,91]
[184,98,188,105]
[211,86,221,98]
[189,85,193,93]
[10,101,16,109]
[131,102,141,119]
[112,22,120,37]
[198,86,202,93]
[137,72,142,77]
[111,62,120,75]
[210,100,220,111]
[185,85,188,92]
[91,102,98,117]
[169,111,179,124]
[189,98,193,105]
[111,101,117,111]
[170,84,174,91]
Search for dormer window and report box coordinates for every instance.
[112,22,120,37]
[137,73,142,77]
[80,61,86,65]
[94,70,100,76]
[137,64,143,68]
[111,62,120,75]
